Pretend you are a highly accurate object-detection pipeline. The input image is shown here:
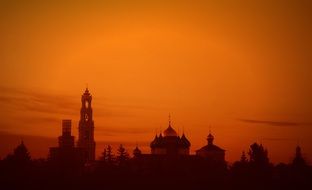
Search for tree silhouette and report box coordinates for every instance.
[248,143,269,166]
[247,142,272,182]
[240,151,248,163]
[105,145,115,165]
[100,147,107,161]
[116,144,129,166]
[231,151,249,179]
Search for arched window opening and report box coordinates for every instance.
[85,101,89,108]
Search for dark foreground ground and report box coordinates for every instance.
[1,160,311,190]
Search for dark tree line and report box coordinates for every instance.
[99,144,130,166]
[0,141,311,190]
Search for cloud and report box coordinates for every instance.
[238,118,311,127]
[0,86,159,138]
[0,86,156,117]
[17,116,61,124]
[0,86,79,115]
[262,138,295,141]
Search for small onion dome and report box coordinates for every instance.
[150,134,158,148]
[207,133,214,145]
[163,125,178,137]
[180,133,191,147]
[158,133,163,139]
[133,146,142,157]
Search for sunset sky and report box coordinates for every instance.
[0,1,311,163]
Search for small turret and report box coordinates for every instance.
[181,133,191,147]
[207,133,214,145]
[150,134,159,148]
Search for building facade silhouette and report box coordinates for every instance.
[49,120,84,166]
[150,118,190,155]
[196,132,225,162]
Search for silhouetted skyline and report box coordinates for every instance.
[0,88,310,166]
[0,87,311,164]
[1,0,312,166]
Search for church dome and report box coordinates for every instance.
[150,135,159,148]
[163,125,178,137]
[207,133,214,145]
[180,134,191,147]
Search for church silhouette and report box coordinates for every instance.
[49,88,226,167]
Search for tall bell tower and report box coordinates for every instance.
[77,88,96,162]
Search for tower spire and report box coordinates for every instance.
[169,113,171,126]
[207,130,214,145]
[85,83,89,94]
[77,88,96,162]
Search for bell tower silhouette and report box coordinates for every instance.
[77,88,96,162]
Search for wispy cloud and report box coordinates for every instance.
[0,86,157,117]
[238,118,311,127]
[0,86,161,139]
[262,138,295,141]
[0,86,78,115]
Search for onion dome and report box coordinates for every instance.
[196,133,225,152]
[158,133,163,139]
[150,134,159,148]
[163,126,178,137]
[163,115,178,137]
[197,132,225,152]
[207,133,214,145]
[180,133,191,147]
[163,118,177,137]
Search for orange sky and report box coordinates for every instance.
[0,1,312,163]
